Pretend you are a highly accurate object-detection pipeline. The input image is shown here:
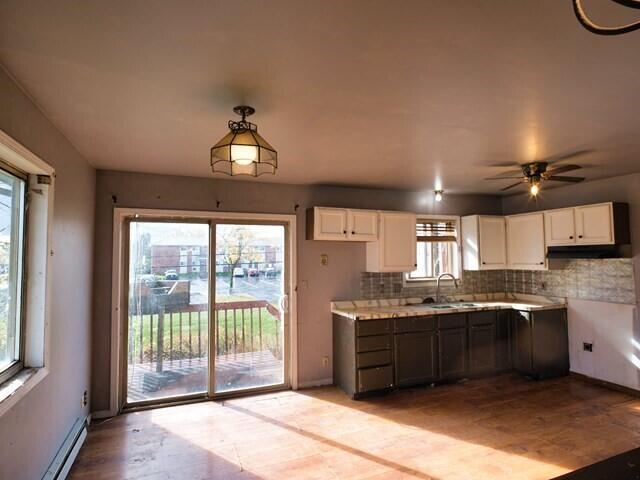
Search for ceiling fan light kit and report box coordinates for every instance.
[210,105,278,177]
[485,158,586,195]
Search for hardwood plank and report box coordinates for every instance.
[70,374,640,480]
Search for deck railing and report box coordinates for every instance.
[127,300,282,373]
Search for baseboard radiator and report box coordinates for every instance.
[42,415,89,480]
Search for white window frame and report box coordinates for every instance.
[403,214,461,287]
[0,130,55,417]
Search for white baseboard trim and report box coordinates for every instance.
[297,377,333,389]
[42,414,89,479]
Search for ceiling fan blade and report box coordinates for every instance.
[484,176,524,180]
[539,149,593,164]
[546,164,582,175]
[501,181,524,191]
[546,176,585,182]
[485,169,523,179]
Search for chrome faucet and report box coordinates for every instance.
[436,273,459,304]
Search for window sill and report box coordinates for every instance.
[0,367,49,417]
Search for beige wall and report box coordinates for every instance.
[91,170,502,410]
[0,68,95,478]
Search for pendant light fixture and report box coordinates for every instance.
[210,106,277,176]
[573,0,640,35]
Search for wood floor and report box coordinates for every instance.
[70,374,640,480]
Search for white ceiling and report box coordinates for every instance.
[1,0,640,194]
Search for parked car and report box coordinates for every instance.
[139,274,157,285]
[248,268,258,277]
[165,269,179,280]
[264,267,276,278]
[232,267,245,277]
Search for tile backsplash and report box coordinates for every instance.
[361,258,636,304]
[506,259,636,304]
[360,270,505,301]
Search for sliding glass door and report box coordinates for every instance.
[123,217,289,407]
[126,221,210,404]
[213,223,287,394]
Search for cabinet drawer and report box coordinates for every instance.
[469,311,496,326]
[395,316,435,333]
[356,319,391,337]
[357,350,392,368]
[356,334,391,353]
[438,313,467,329]
[357,365,393,392]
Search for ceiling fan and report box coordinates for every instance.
[485,155,586,196]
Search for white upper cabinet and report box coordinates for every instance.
[307,207,379,241]
[461,215,506,270]
[347,209,378,241]
[506,212,547,270]
[544,202,628,246]
[575,203,613,244]
[307,207,348,240]
[544,208,576,246]
[366,211,417,272]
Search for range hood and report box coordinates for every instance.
[547,245,621,259]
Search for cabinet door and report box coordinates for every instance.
[544,208,576,246]
[366,212,417,272]
[495,310,512,370]
[530,309,569,379]
[313,207,348,240]
[394,332,438,386]
[348,209,378,241]
[469,324,496,374]
[513,311,533,374]
[506,213,546,270]
[575,203,613,245]
[438,327,467,378]
[478,216,507,269]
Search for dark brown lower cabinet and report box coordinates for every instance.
[394,331,438,386]
[513,309,570,379]
[333,308,568,399]
[496,310,512,370]
[438,327,467,378]
[469,323,496,374]
[514,310,534,374]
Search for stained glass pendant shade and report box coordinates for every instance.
[210,105,277,176]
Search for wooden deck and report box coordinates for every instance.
[127,350,283,402]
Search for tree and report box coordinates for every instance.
[217,226,259,293]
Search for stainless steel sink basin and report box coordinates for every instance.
[430,303,479,309]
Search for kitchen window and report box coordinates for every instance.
[0,164,26,384]
[0,130,55,417]
[405,216,460,284]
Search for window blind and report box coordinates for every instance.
[416,220,457,242]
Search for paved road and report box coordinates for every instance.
[190,275,283,305]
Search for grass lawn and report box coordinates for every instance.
[127,294,281,361]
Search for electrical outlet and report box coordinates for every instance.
[81,390,88,407]
[583,342,593,352]
[322,356,329,367]
[320,254,328,266]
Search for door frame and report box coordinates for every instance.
[107,208,297,417]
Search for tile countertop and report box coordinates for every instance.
[331,293,567,321]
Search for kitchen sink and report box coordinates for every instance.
[430,303,479,309]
